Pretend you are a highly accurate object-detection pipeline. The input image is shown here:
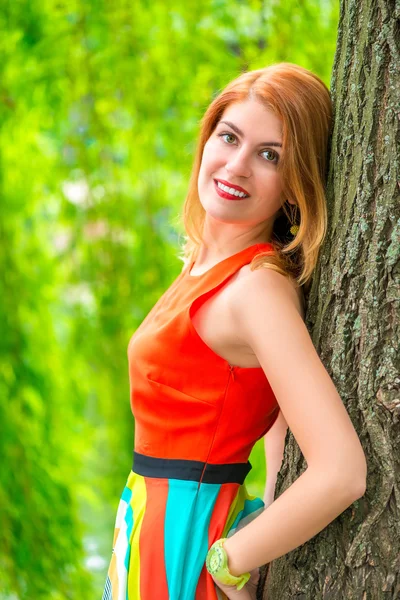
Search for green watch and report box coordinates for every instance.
[205,538,251,591]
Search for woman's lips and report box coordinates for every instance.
[216,179,250,195]
[214,180,249,201]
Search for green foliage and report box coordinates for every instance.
[0,0,338,596]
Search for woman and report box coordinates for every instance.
[102,62,367,600]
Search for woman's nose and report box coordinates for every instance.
[225,149,252,179]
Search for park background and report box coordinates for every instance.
[0,1,340,598]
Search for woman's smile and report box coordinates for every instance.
[214,179,250,201]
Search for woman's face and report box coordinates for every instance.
[198,98,292,229]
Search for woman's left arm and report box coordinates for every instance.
[221,268,367,577]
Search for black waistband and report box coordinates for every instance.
[132,451,252,484]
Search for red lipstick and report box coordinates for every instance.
[215,179,250,196]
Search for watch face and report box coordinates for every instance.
[206,546,224,575]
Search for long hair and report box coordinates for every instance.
[177,62,333,292]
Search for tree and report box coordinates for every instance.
[260,2,400,598]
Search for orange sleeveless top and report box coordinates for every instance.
[127,242,280,467]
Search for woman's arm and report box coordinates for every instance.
[222,268,367,575]
[263,410,288,508]
[225,461,365,575]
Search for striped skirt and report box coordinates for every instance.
[101,452,264,600]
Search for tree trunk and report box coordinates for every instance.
[261,1,400,598]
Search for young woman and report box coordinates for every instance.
[102,62,367,600]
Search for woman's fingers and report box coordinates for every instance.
[212,568,260,600]
[212,576,252,599]
[245,568,260,600]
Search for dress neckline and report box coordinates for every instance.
[186,242,274,278]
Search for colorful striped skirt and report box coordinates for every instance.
[101,452,264,600]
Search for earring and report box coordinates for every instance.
[285,200,299,235]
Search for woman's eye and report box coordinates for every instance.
[218,132,236,144]
[261,149,279,163]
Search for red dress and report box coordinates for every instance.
[102,242,280,600]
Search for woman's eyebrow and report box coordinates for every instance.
[218,120,282,148]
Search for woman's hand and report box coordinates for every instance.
[212,567,260,600]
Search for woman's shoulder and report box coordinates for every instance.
[230,263,305,322]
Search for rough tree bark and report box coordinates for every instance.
[260,1,400,599]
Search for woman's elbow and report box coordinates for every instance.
[345,451,368,500]
[352,476,367,500]
[322,449,368,502]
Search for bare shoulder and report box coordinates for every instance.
[229,266,367,489]
[229,266,307,356]
[233,264,305,321]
